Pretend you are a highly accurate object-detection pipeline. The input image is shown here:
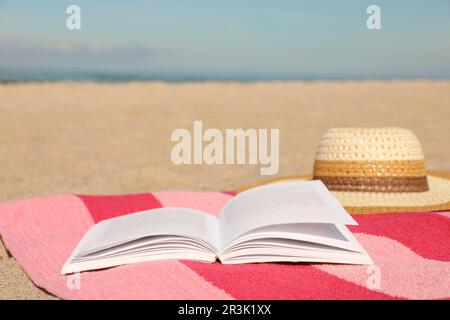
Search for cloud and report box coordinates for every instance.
[0,37,163,71]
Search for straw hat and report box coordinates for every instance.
[241,127,450,214]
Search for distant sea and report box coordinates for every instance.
[0,69,447,83]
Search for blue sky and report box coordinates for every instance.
[0,0,449,79]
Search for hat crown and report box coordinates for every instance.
[313,127,429,193]
[316,127,424,161]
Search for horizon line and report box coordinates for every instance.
[1,69,449,83]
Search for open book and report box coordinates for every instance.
[62,181,372,274]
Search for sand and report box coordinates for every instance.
[0,80,449,299]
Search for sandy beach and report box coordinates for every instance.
[1,80,449,299]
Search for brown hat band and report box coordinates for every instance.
[314,176,429,193]
[313,160,427,177]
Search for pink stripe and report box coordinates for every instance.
[315,233,450,300]
[154,191,233,217]
[435,211,450,219]
[73,260,233,299]
[0,195,94,299]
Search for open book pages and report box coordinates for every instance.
[62,180,372,274]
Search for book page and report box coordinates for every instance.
[70,207,220,259]
[218,180,357,249]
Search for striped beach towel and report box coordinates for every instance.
[0,191,449,299]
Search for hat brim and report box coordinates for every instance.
[238,172,450,214]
